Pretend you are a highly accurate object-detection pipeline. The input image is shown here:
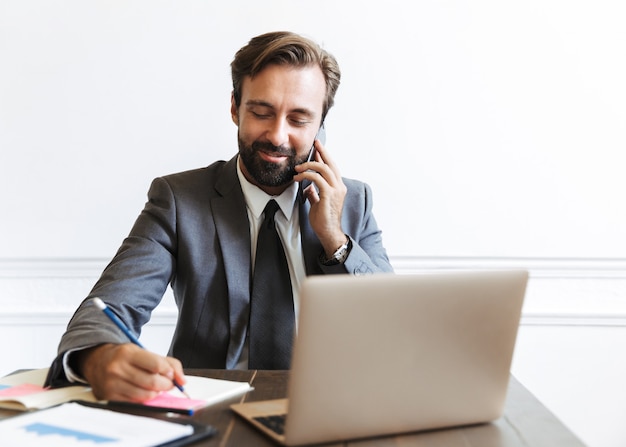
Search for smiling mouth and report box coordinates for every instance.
[258,150,289,164]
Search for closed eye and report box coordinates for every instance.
[290,119,310,127]
[252,111,271,119]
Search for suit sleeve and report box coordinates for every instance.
[45,177,178,386]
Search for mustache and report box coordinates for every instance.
[251,141,295,157]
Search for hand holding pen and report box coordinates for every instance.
[85,298,189,400]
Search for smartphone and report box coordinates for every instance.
[300,123,326,194]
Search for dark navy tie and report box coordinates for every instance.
[248,199,295,369]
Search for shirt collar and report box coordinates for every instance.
[236,155,299,220]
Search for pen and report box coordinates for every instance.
[92,297,190,398]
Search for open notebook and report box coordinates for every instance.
[1,368,252,414]
[232,270,528,446]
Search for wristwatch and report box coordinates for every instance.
[320,235,352,266]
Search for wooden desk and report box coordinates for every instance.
[0,370,585,446]
[182,370,585,446]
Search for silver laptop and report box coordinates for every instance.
[231,270,528,445]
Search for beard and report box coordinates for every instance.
[238,134,309,187]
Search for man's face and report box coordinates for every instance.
[231,64,326,194]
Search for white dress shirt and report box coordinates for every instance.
[234,157,307,368]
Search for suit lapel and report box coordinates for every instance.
[212,156,252,367]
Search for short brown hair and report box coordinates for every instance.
[231,31,341,121]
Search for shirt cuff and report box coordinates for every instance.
[61,348,92,385]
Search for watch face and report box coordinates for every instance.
[334,238,351,264]
[321,236,351,266]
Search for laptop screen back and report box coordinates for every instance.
[283,270,528,445]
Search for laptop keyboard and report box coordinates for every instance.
[254,414,287,435]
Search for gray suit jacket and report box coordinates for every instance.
[47,155,392,384]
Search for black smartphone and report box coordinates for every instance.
[300,123,326,194]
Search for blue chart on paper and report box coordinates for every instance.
[23,422,118,443]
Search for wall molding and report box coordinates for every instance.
[2,256,626,328]
[0,311,178,326]
[0,258,107,278]
[3,255,626,277]
[390,255,626,278]
[520,313,626,327]
[2,311,626,328]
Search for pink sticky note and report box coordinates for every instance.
[142,393,207,411]
[0,383,46,397]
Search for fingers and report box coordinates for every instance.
[165,356,187,388]
[313,139,341,177]
[303,182,320,204]
[295,141,342,191]
[80,343,185,402]
[294,140,347,251]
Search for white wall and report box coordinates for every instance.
[1,2,625,446]
[2,1,625,259]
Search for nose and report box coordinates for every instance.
[265,119,289,147]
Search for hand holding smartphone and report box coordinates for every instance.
[300,123,326,193]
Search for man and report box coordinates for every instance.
[45,31,393,402]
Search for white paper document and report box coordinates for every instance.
[0,402,194,446]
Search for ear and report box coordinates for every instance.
[230,93,239,125]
